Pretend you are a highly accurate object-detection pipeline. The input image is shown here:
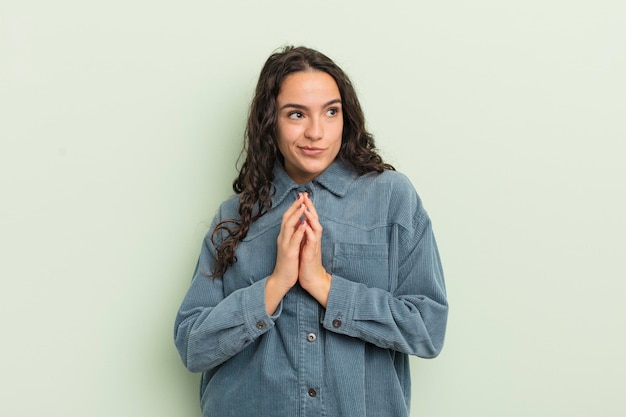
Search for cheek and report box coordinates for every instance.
[276,128,301,159]
[277,123,299,143]
[332,121,344,145]
[275,124,289,149]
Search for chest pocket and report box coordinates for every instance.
[331,242,390,291]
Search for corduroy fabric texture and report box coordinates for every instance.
[174,160,448,417]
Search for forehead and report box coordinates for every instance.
[277,71,340,104]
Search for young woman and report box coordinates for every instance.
[174,46,448,417]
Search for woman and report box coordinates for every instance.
[174,46,448,417]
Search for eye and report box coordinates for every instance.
[288,111,304,119]
[326,107,340,117]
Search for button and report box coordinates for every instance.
[256,321,266,329]
[308,388,317,398]
[332,319,342,328]
[307,333,317,342]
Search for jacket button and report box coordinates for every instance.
[332,319,342,328]
[307,333,317,342]
[256,321,266,329]
[308,388,317,398]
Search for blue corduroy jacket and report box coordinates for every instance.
[174,160,448,417]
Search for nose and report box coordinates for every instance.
[304,117,323,141]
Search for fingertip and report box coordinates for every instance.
[300,219,311,231]
[294,219,308,238]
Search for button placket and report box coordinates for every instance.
[296,274,323,411]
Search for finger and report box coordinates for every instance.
[302,206,322,235]
[301,222,317,247]
[281,196,307,231]
[302,193,318,217]
[299,227,323,268]
[290,218,307,246]
[283,193,305,219]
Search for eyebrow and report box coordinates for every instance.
[279,98,342,111]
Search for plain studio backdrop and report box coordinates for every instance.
[1,1,624,416]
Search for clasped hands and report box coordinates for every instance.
[265,192,332,315]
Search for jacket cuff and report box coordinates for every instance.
[323,274,356,334]
[242,277,282,338]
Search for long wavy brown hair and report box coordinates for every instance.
[211,46,394,277]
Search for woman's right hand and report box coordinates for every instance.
[265,193,307,314]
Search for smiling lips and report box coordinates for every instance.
[299,146,326,156]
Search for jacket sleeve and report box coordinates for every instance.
[322,185,448,358]
[173,216,281,373]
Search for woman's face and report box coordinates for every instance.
[275,70,343,184]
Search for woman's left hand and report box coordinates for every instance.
[298,192,332,307]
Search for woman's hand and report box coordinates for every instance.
[265,193,307,314]
[298,193,332,307]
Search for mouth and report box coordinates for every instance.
[299,146,326,156]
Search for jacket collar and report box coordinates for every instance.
[271,159,359,207]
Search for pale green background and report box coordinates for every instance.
[1,1,625,416]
